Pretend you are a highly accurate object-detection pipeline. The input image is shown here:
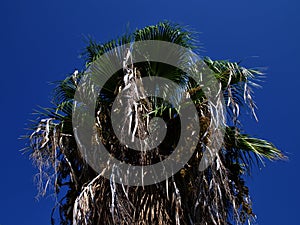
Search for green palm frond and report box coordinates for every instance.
[202,57,263,122]
[134,21,196,48]
[134,22,196,87]
[81,21,198,107]
[225,126,285,168]
[84,34,132,65]
[52,71,81,104]
[203,57,263,86]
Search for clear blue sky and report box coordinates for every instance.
[1,0,299,224]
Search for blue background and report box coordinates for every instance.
[1,0,299,224]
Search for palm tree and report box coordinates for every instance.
[25,22,285,225]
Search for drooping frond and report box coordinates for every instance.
[203,57,263,123]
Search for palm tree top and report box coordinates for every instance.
[24,21,286,225]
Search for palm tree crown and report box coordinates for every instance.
[25,21,285,225]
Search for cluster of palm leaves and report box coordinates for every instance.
[25,22,285,225]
